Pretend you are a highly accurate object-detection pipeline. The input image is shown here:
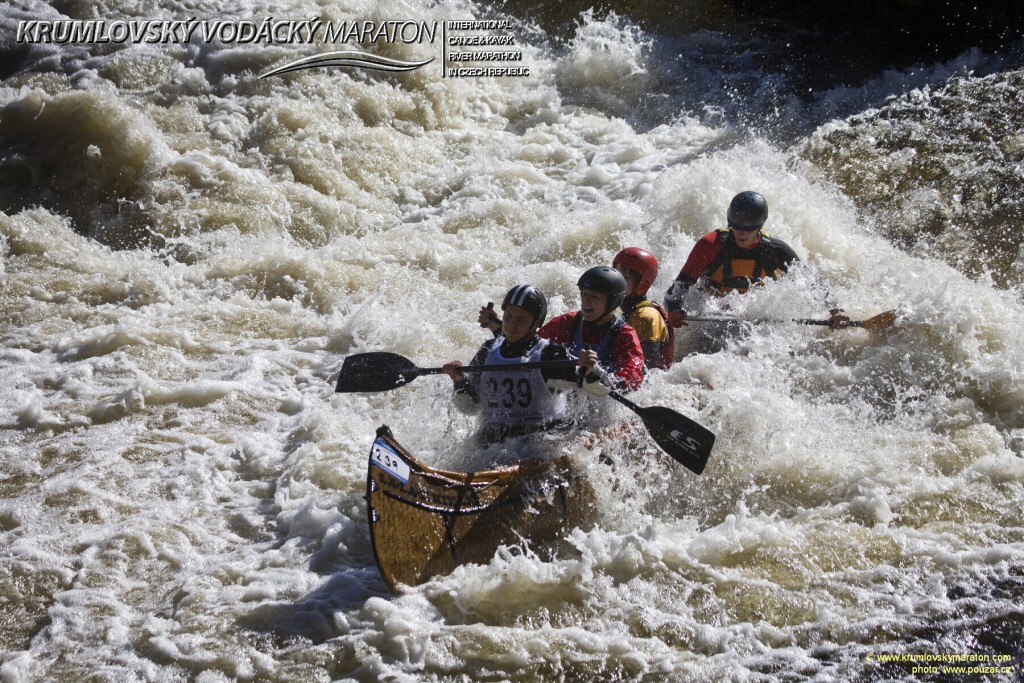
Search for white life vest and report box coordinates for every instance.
[479,336,565,425]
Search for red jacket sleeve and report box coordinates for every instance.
[678,231,723,281]
[538,312,644,390]
[665,231,725,311]
[612,324,645,391]
[537,312,577,345]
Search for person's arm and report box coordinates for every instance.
[664,275,697,314]
[612,326,646,391]
[769,238,849,329]
[537,312,575,344]
[443,342,491,410]
[664,233,721,325]
[539,343,579,386]
[478,302,501,336]
[816,269,850,329]
[768,237,799,275]
[828,309,851,329]
[581,326,645,396]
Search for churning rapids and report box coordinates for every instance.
[1,0,1023,680]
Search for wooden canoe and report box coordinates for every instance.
[366,425,593,590]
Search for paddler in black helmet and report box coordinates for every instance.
[663,191,850,353]
[536,266,646,393]
[443,284,600,445]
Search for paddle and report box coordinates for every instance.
[607,390,715,475]
[685,309,896,331]
[480,302,497,328]
[335,351,579,393]
[339,352,716,473]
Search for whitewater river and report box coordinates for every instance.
[2,0,1023,680]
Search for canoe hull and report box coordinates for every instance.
[366,425,592,590]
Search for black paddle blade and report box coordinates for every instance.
[637,405,715,475]
[336,352,421,393]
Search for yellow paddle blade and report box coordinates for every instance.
[862,309,897,332]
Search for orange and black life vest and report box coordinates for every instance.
[702,229,799,294]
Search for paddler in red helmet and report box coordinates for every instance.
[612,247,674,370]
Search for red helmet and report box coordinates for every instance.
[612,247,659,296]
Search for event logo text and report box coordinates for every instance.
[15,18,440,45]
[15,18,530,79]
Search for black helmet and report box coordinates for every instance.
[502,284,547,327]
[577,266,626,313]
[727,191,768,231]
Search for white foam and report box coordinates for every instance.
[1,0,1022,680]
